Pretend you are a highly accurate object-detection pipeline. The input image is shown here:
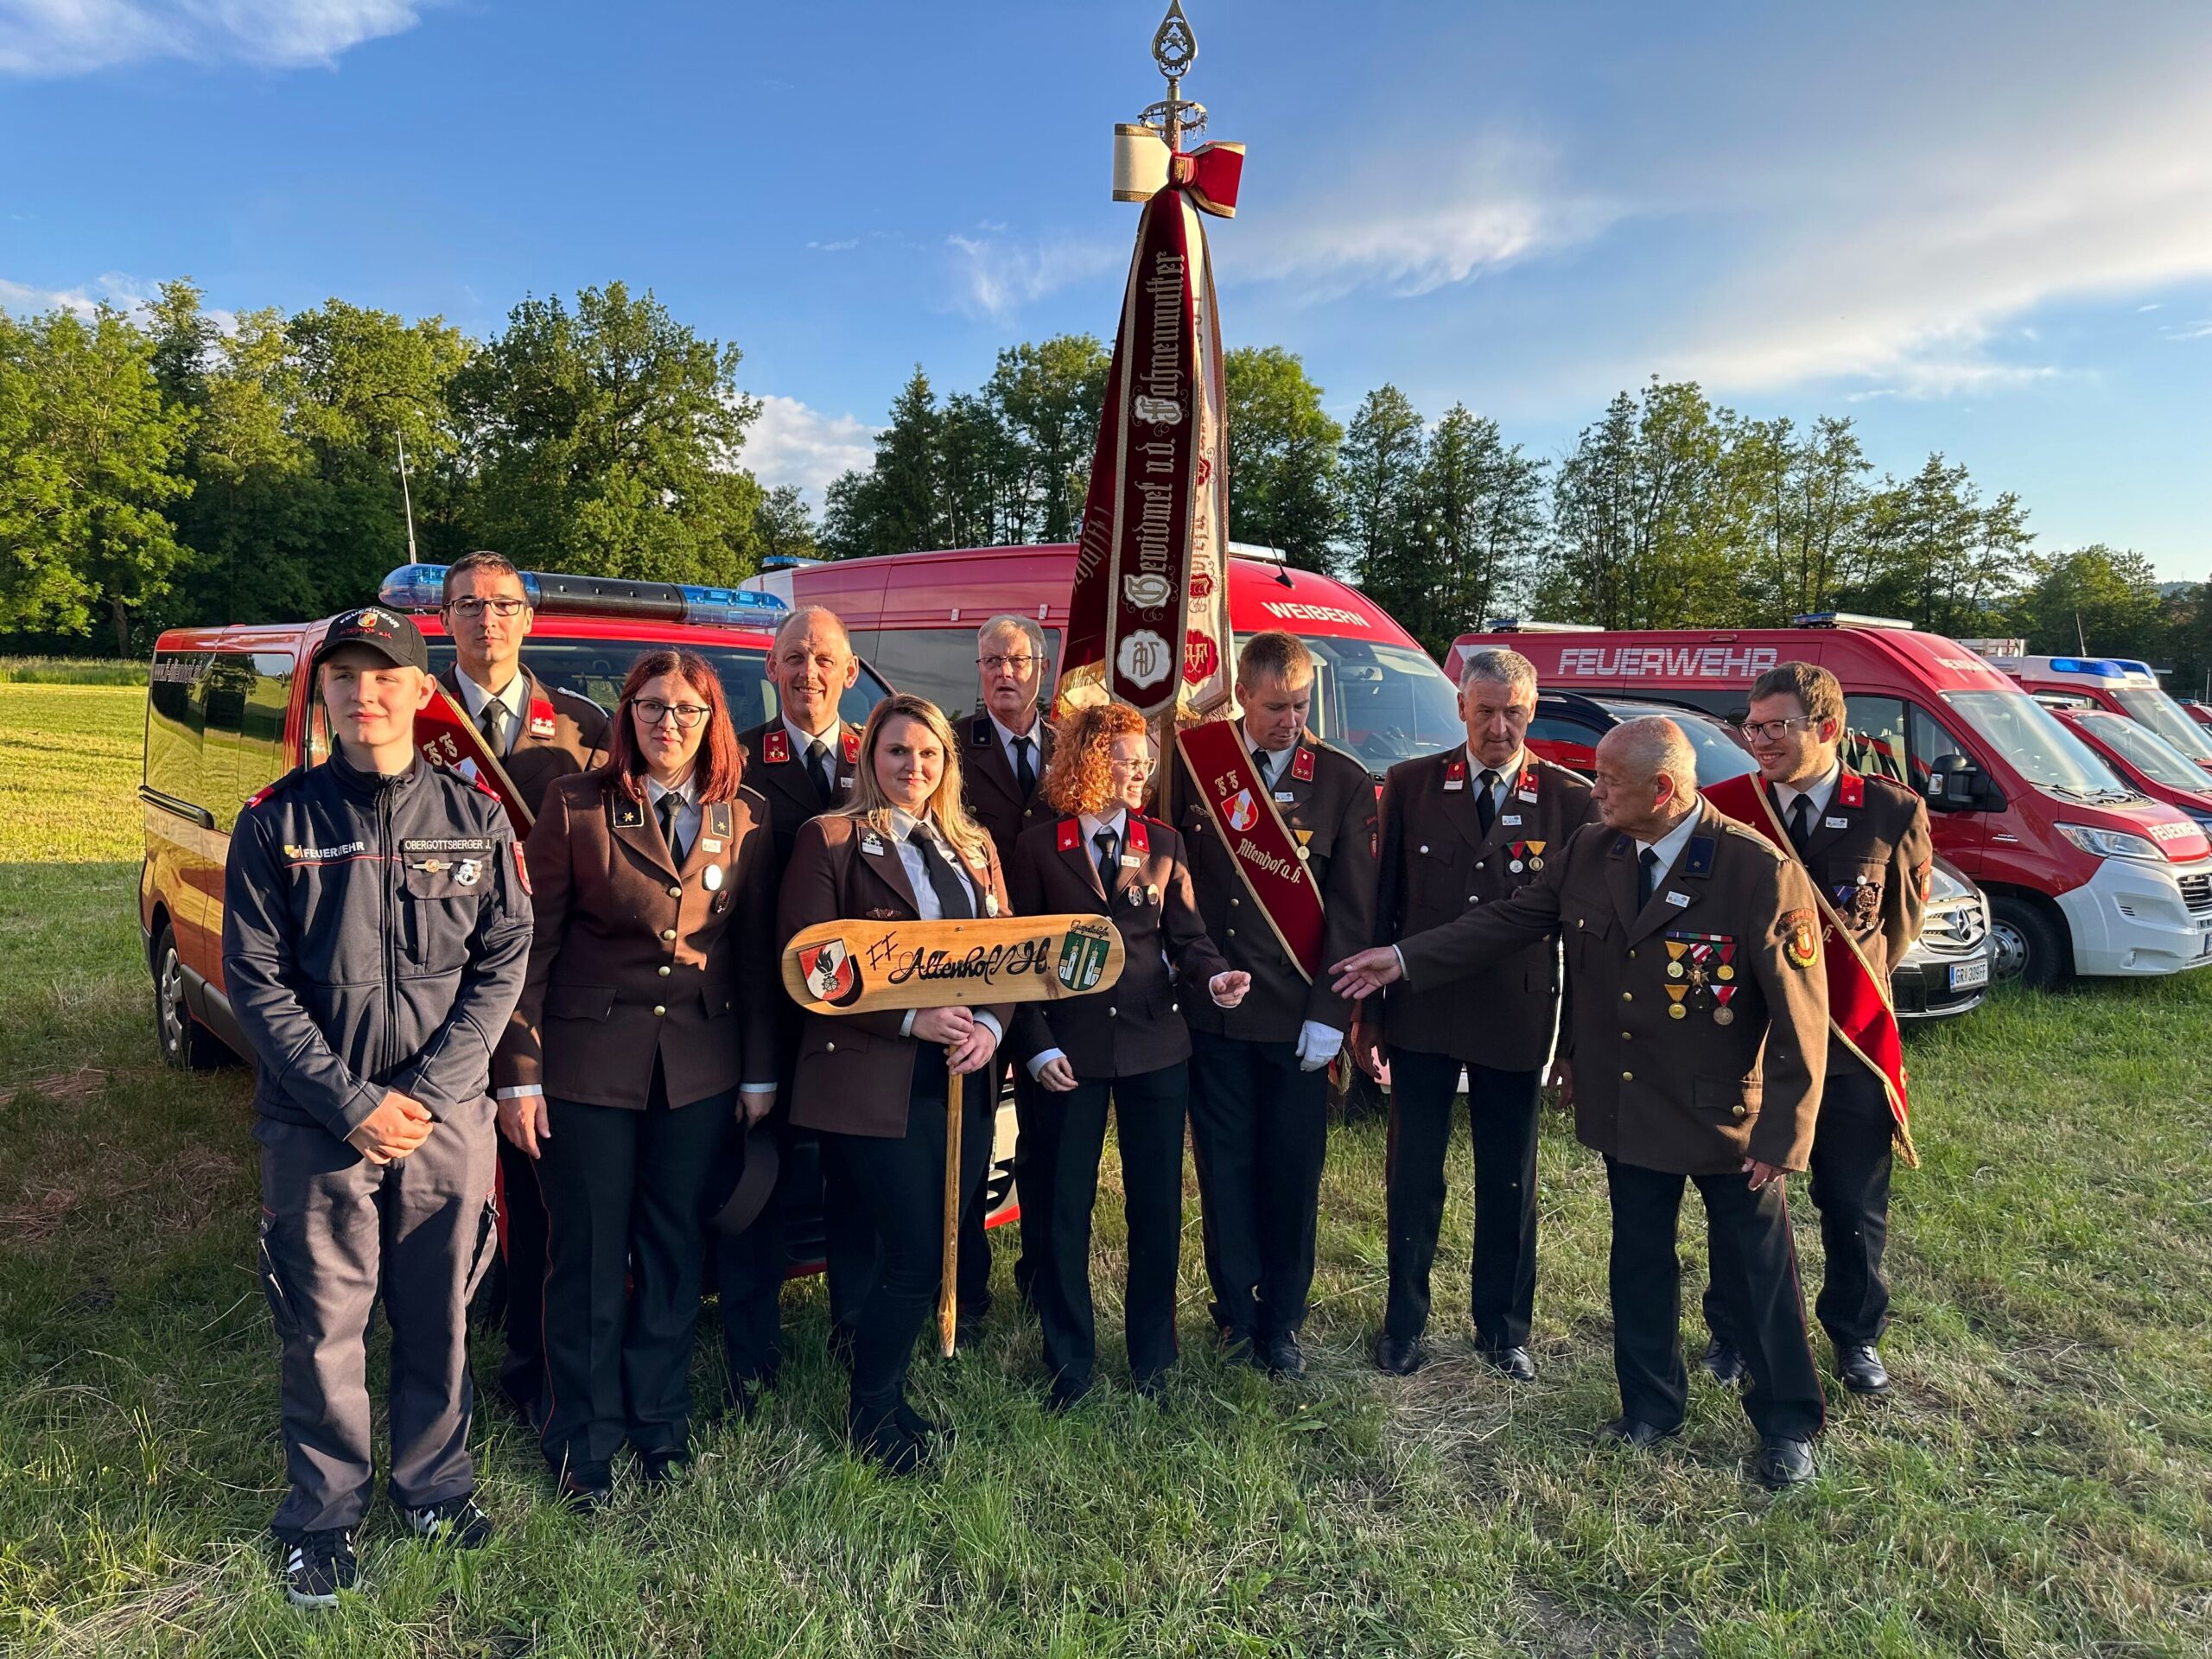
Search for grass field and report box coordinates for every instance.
[2,684,2209,1656]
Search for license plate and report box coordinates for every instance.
[1948,957,1990,990]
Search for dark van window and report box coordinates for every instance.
[854,626,1060,726]
[145,652,211,808]
[422,639,892,738]
[202,652,296,831]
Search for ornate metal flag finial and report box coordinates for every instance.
[1152,0,1197,81]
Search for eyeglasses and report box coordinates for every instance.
[445,596,528,619]
[1738,715,1817,741]
[979,655,1038,674]
[632,698,710,729]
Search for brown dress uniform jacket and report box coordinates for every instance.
[495,774,779,1109]
[1397,799,1830,1176]
[1780,770,1933,982]
[1371,749,1598,1072]
[963,710,1057,868]
[1179,729,1380,1045]
[437,664,609,818]
[737,716,861,863]
[1007,814,1230,1080]
[780,814,1015,1140]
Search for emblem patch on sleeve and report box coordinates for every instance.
[1782,909,1819,969]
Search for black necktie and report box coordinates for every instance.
[1475,766,1499,836]
[1251,747,1272,788]
[1094,827,1118,892]
[658,792,686,865]
[1786,793,1813,857]
[1014,734,1037,799]
[806,737,833,805]
[477,698,507,755]
[908,826,975,919]
[1637,847,1662,911]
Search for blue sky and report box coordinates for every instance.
[3,0,2208,576]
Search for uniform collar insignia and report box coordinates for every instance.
[1290,745,1315,784]
[761,728,790,766]
[841,728,861,766]
[1057,817,1081,853]
[1125,817,1150,855]
[1682,836,1717,879]
[1839,772,1865,809]
[971,716,993,747]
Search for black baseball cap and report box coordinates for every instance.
[313,605,431,673]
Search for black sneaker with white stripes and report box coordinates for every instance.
[402,1495,495,1549]
[281,1529,356,1607]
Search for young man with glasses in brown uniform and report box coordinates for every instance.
[435,551,609,1432]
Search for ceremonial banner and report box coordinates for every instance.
[415,689,534,834]
[1177,717,1325,978]
[780,914,1127,1018]
[1703,772,1917,1166]
[1061,137,1243,721]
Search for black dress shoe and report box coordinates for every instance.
[1835,1344,1891,1395]
[555,1468,613,1512]
[954,1307,987,1350]
[1598,1415,1679,1449]
[1132,1370,1172,1402]
[638,1449,688,1489]
[896,1399,955,1446]
[1045,1376,1092,1414]
[1217,1326,1255,1364]
[849,1414,931,1477]
[1256,1331,1305,1378]
[1754,1436,1816,1488]
[1373,1333,1426,1376]
[1701,1337,1746,1386]
[1477,1344,1538,1383]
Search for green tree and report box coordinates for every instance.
[754,483,818,564]
[1732,415,1872,624]
[1847,454,2032,635]
[0,304,195,653]
[453,283,766,584]
[1224,346,1342,569]
[987,334,1109,542]
[2013,545,2164,658]
[821,367,944,560]
[1337,384,1429,622]
[1405,404,1547,654]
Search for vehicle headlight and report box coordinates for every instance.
[2056,823,2164,863]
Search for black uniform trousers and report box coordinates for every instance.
[828,1065,994,1416]
[714,1050,798,1389]
[1605,1154,1825,1443]
[1187,1028,1330,1342]
[536,1065,731,1475]
[1382,1047,1541,1351]
[492,1135,550,1417]
[1039,1063,1187,1392]
[1703,1058,1894,1352]
[956,1053,1055,1319]
[257,1106,499,1541]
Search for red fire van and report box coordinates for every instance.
[1976,653,2212,775]
[746,543,1466,779]
[1448,615,2212,988]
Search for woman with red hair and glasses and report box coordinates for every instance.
[493,650,780,1507]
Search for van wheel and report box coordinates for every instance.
[154,924,226,1070]
[1986,895,2067,990]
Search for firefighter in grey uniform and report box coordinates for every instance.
[1356,647,1598,1381]
[223,607,531,1605]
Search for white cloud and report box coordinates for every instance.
[944,232,1120,319]
[2162,319,2212,342]
[742,393,878,505]
[1,269,238,334]
[0,0,425,76]
[806,238,859,252]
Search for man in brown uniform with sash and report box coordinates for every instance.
[1334,718,1831,1487]
[436,550,608,1427]
[1700,661,1931,1398]
[957,614,1059,1329]
[728,605,862,1395]
[1357,646,1597,1382]
[1179,631,1378,1378]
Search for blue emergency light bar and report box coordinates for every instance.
[1789,612,1914,630]
[378,564,787,628]
[2049,657,2130,677]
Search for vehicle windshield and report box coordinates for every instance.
[1942,690,2133,798]
[2076,714,2212,793]
[2110,685,2212,765]
[1596,701,1758,783]
[1244,636,1464,775]
[424,639,892,731]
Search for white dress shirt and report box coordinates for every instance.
[1243,723,1293,786]
[886,808,1003,1047]
[1465,746,1527,817]
[452,665,530,754]
[1771,760,1842,824]
[1634,807,1704,888]
[990,707,1046,788]
[644,772,701,862]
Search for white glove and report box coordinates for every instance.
[1294,1020,1344,1072]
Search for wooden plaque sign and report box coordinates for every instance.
[780,914,1127,1017]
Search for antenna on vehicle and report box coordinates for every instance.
[395,430,420,567]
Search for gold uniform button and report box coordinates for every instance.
[661,928,677,941]
[652,1004,666,1017]
[1620,991,1632,1002]
[1732,1104,1747,1119]
[658,965,671,977]
[667,884,683,898]
[1621,1070,1633,1082]
[1230,897,1241,907]
[1418,844,1429,855]
[1108,1007,1118,1017]
[826,1039,836,1052]
[1620,1031,1631,1040]
[1227,927,1236,938]
[1628,949,1637,960]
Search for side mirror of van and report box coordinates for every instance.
[1926,753,1995,812]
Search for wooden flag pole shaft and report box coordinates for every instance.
[938,1056,963,1357]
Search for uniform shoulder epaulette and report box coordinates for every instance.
[1858,771,1918,808]
[1306,736,1366,775]
[1716,817,1789,859]
[244,766,308,810]
[548,683,609,723]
